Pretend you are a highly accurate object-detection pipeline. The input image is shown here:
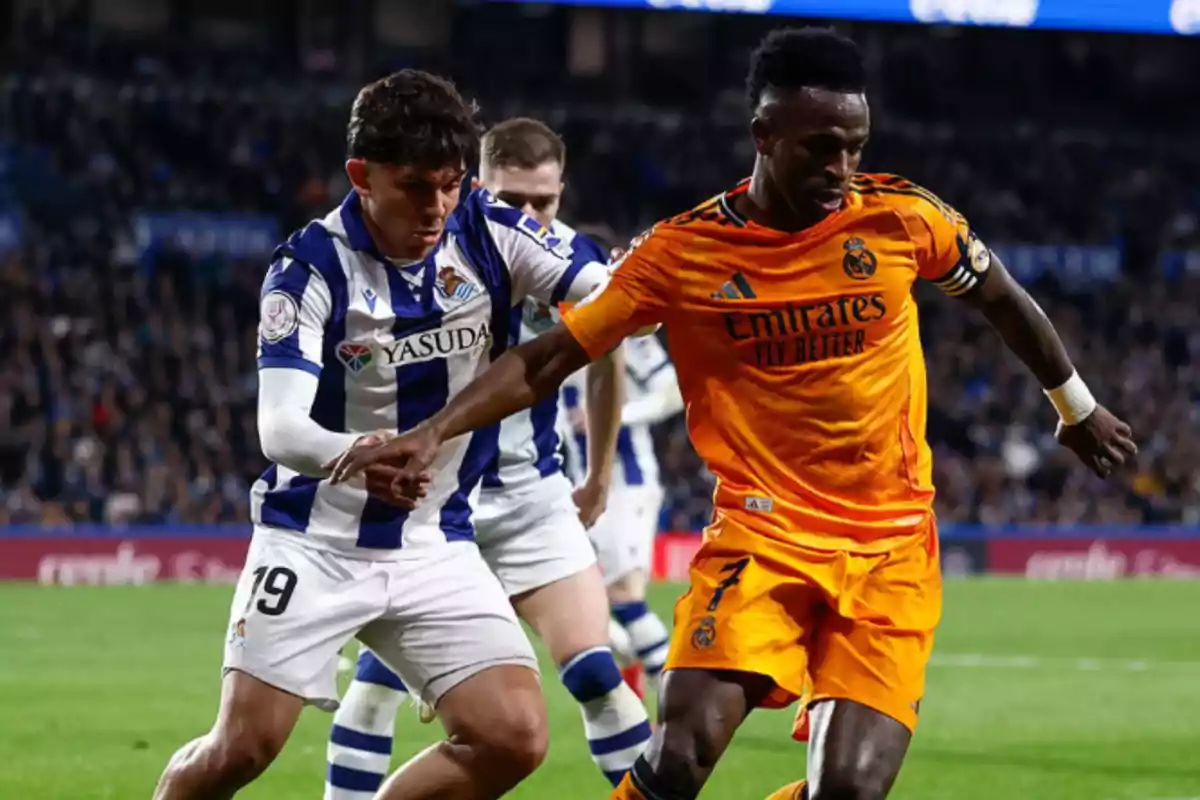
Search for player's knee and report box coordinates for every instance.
[205,725,287,787]
[653,716,723,786]
[447,690,548,786]
[480,702,549,779]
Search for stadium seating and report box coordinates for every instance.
[1,8,1197,527]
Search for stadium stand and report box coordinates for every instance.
[1,5,1197,528]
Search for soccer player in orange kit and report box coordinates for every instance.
[329,27,1137,800]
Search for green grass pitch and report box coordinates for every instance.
[3,578,1200,799]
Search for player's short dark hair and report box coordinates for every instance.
[346,69,480,167]
[481,118,566,171]
[746,27,866,110]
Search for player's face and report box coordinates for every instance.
[477,160,564,229]
[751,87,870,224]
[345,159,466,261]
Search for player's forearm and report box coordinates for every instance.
[966,257,1075,390]
[582,349,624,483]
[428,324,592,443]
[258,369,361,477]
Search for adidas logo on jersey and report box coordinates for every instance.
[711,272,757,300]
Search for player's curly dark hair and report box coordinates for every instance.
[746,27,866,110]
[346,69,480,167]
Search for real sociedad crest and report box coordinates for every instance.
[436,266,478,303]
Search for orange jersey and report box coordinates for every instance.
[563,174,990,554]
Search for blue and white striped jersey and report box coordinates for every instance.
[561,334,682,490]
[479,219,608,495]
[250,189,607,558]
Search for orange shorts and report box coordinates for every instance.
[665,516,942,732]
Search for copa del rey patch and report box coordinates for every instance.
[259,291,300,343]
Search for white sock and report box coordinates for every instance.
[325,651,407,800]
[608,617,635,667]
[560,646,653,786]
[612,601,670,689]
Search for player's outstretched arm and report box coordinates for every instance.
[954,251,1137,477]
[575,347,625,527]
[327,324,592,489]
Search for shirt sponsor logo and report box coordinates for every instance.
[337,321,493,373]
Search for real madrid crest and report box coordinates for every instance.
[690,615,717,650]
[842,237,877,281]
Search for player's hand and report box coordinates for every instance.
[360,463,431,509]
[325,424,440,505]
[1055,405,1137,479]
[572,474,610,529]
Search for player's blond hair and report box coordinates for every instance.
[481,118,566,171]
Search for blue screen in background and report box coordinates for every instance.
[491,0,1200,35]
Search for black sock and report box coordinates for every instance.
[630,755,698,800]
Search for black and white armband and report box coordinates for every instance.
[932,232,992,297]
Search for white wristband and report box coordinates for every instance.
[1044,372,1096,426]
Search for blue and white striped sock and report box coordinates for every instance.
[325,649,406,800]
[612,601,670,688]
[560,646,653,786]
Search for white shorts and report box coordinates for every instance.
[474,472,598,597]
[588,485,664,585]
[222,527,538,711]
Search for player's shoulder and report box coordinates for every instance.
[267,214,347,297]
[455,187,561,247]
[550,218,608,263]
[657,180,752,237]
[848,173,965,229]
[612,182,751,272]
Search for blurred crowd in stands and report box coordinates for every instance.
[1,5,1198,528]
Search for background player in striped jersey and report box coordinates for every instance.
[152,72,618,800]
[329,29,1137,800]
[325,117,652,798]
[561,333,683,694]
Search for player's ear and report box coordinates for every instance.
[749,115,774,157]
[345,159,370,195]
[470,176,481,190]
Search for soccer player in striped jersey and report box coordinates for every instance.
[561,332,683,694]
[325,118,651,798]
[152,72,618,800]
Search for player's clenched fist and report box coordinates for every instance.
[1055,405,1137,478]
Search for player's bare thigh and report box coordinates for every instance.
[213,669,306,763]
[511,562,611,663]
[806,699,911,800]
[152,670,303,799]
[373,664,547,800]
[638,667,775,793]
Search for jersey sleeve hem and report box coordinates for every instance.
[257,356,322,376]
[549,259,588,306]
[562,310,615,361]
